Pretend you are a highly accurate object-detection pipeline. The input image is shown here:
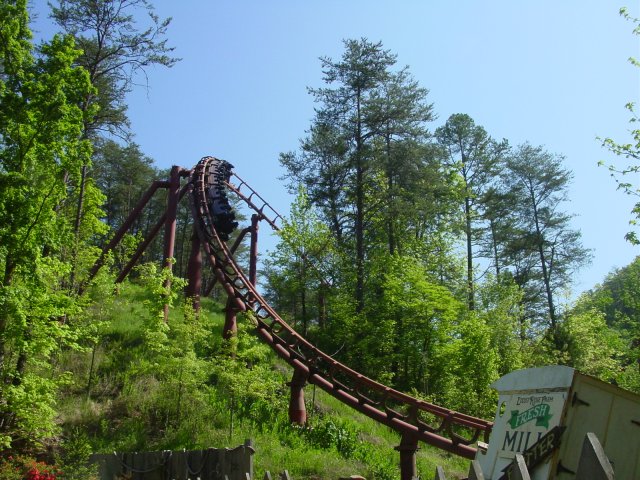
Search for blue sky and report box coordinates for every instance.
[31,1,640,297]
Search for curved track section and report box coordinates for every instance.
[190,156,492,459]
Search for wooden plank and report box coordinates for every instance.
[244,439,254,480]
[187,449,203,479]
[173,450,189,480]
[148,450,165,480]
[279,470,292,480]
[263,471,273,480]
[205,447,219,480]
[124,452,135,479]
[467,459,485,480]
[511,454,531,480]
[218,447,228,479]
[433,465,447,480]
[575,432,614,480]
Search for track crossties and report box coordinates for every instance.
[190,156,493,461]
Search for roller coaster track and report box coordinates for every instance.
[189,156,493,468]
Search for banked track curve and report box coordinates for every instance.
[189,156,493,460]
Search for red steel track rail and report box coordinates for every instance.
[189,156,493,463]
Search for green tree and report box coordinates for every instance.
[379,255,461,392]
[370,68,435,256]
[573,257,640,391]
[280,123,350,246]
[559,309,622,381]
[281,39,444,315]
[576,256,640,329]
[91,139,164,272]
[263,187,335,336]
[503,143,591,340]
[435,114,508,310]
[477,186,518,279]
[443,311,499,417]
[92,139,158,232]
[48,0,179,280]
[476,275,528,375]
[49,0,179,139]
[282,39,397,313]
[599,7,640,245]
[0,0,96,449]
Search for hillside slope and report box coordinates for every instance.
[49,278,469,479]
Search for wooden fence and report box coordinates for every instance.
[90,440,254,480]
[90,432,614,479]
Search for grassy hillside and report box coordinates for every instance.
[49,278,471,479]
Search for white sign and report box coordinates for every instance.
[476,366,575,479]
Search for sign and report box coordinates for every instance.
[508,403,553,429]
[498,393,565,456]
[498,426,565,480]
[474,366,575,479]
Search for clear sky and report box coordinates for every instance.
[31,0,640,298]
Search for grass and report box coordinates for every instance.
[302,385,469,479]
[54,279,474,479]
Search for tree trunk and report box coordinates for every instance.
[0,257,16,375]
[354,88,365,313]
[318,285,326,329]
[70,163,88,288]
[464,195,475,310]
[301,260,308,336]
[385,131,396,255]
[531,195,558,339]
[490,219,501,278]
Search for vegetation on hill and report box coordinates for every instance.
[0,1,639,479]
[0,272,469,479]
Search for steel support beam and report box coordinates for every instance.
[396,433,419,480]
[85,180,169,288]
[115,183,189,284]
[185,226,203,311]
[249,214,259,286]
[288,368,308,425]
[163,165,182,321]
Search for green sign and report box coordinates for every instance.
[508,403,553,429]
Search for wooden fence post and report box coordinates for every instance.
[279,470,292,480]
[467,459,485,480]
[575,432,614,480]
[510,454,531,480]
[433,465,447,479]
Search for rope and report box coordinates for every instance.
[186,448,211,475]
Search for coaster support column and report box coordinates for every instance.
[249,214,259,287]
[185,227,203,312]
[395,433,419,480]
[163,165,182,322]
[288,368,308,425]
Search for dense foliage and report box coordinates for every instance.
[599,8,640,245]
[0,1,639,478]
[267,38,604,416]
